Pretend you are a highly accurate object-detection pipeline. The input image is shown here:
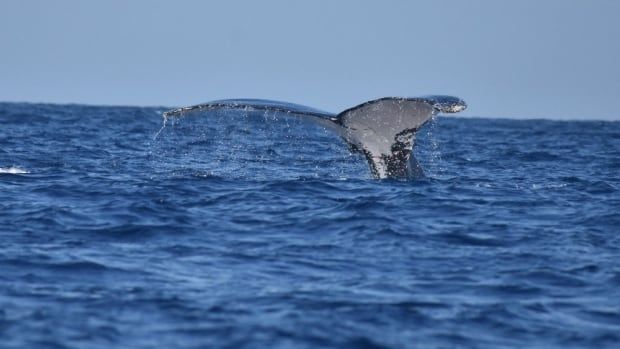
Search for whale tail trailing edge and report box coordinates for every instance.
[163,96,467,179]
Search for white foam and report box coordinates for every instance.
[0,166,30,174]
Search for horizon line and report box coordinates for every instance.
[0,99,618,122]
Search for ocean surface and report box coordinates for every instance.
[1,102,619,349]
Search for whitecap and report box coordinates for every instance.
[0,166,30,174]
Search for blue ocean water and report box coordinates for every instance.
[1,102,619,348]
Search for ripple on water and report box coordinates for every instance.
[0,103,619,348]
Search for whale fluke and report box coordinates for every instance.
[163,96,467,179]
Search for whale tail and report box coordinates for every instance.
[163,95,467,179]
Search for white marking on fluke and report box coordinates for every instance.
[162,96,467,179]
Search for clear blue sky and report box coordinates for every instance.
[1,0,618,119]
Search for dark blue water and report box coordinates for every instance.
[1,102,619,348]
